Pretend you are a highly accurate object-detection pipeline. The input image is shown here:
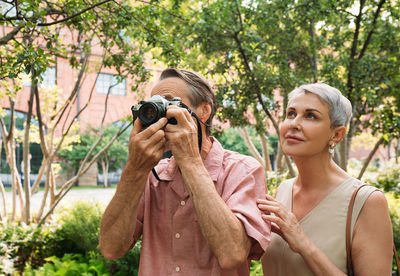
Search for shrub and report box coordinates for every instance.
[106,240,141,276]
[0,222,59,274]
[250,260,263,276]
[52,201,104,256]
[266,170,290,196]
[23,252,109,276]
[1,200,142,275]
[363,161,400,196]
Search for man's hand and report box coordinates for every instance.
[128,117,168,172]
[164,105,201,165]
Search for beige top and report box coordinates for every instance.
[261,177,378,276]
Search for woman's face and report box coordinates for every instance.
[280,92,334,158]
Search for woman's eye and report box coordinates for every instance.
[287,111,296,118]
[306,113,317,119]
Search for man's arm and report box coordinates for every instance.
[165,107,252,269]
[98,165,147,259]
[180,159,252,270]
[99,118,167,259]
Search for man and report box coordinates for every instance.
[99,68,270,275]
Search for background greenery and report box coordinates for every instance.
[1,0,400,274]
[1,161,400,275]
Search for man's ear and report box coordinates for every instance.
[196,102,212,123]
[331,126,346,145]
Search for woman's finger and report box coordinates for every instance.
[257,199,279,207]
[258,204,279,213]
[271,223,283,237]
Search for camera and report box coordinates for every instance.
[131,95,186,127]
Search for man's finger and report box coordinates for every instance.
[132,119,143,135]
[140,117,168,138]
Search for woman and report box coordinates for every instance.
[258,83,393,275]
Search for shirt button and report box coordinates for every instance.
[175,233,181,239]
[175,266,180,272]
[180,200,185,206]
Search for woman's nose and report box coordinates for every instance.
[289,116,301,130]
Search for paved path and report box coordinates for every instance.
[0,188,116,215]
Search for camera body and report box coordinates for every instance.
[131,95,185,127]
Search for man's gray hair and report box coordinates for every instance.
[160,68,216,136]
[288,83,352,128]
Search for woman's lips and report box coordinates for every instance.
[285,135,304,143]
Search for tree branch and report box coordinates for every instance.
[0,25,22,45]
[357,136,384,179]
[357,0,386,60]
[346,0,365,94]
[37,0,113,27]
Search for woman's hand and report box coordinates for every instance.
[257,194,309,253]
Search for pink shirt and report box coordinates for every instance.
[132,138,271,275]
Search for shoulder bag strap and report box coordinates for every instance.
[346,184,366,275]
[346,185,400,275]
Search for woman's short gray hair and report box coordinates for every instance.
[288,83,352,128]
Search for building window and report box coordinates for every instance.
[23,67,57,88]
[96,73,126,96]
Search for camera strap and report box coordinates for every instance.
[151,110,209,183]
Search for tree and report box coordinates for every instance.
[58,125,129,188]
[153,0,400,176]
[0,0,157,224]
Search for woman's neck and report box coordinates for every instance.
[292,155,349,191]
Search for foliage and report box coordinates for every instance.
[214,127,261,156]
[1,200,142,275]
[149,0,400,173]
[58,125,129,174]
[23,252,109,276]
[363,160,400,196]
[214,127,278,157]
[266,170,292,197]
[250,260,263,276]
[1,0,159,224]
[0,0,150,84]
[105,240,141,276]
[52,201,104,256]
[0,222,59,274]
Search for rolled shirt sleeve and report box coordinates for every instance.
[219,154,271,259]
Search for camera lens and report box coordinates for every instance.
[138,102,162,126]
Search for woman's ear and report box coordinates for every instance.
[196,102,212,123]
[331,126,346,145]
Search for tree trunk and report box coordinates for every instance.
[0,139,6,222]
[333,143,341,165]
[309,19,318,82]
[284,154,296,177]
[260,133,272,172]
[276,145,284,173]
[357,136,384,180]
[0,178,7,223]
[339,136,347,170]
[22,84,35,224]
[31,157,47,195]
[237,127,265,168]
[101,159,109,188]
